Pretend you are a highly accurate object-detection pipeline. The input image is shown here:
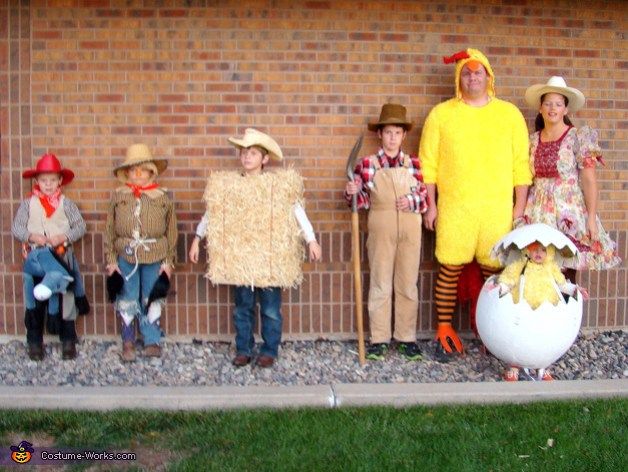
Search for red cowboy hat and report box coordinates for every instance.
[22,153,75,185]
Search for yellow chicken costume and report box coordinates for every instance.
[497,244,575,310]
[419,48,532,356]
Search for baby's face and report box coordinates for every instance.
[36,173,62,195]
[528,245,547,264]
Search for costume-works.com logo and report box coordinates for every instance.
[10,440,34,464]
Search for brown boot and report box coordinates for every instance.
[28,343,44,361]
[62,340,77,360]
[143,344,162,358]
[121,341,136,362]
[256,355,275,368]
[232,354,252,367]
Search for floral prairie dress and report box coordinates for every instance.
[523,126,621,270]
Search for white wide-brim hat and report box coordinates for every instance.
[525,76,585,112]
[228,128,283,161]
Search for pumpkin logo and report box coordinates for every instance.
[10,440,34,464]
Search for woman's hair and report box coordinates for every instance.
[534,93,574,131]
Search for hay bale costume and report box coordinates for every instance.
[418,48,532,358]
[344,104,428,361]
[105,144,177,361]
[12,153,89,361]
[194,128,319,367]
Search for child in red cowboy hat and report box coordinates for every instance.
[189,128,322,368]
[11,153,90,361]
[105,143,177,362]
[344,103,428,361]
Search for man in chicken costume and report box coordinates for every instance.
[419,48,532,361]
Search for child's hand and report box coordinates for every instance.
[345,181,359,196]
[395,196,411,212]
[48,234,67,247]
[29,233,47,246]
[308,241,322,262]
[188,237,200,263]
[577,286,590,300]
[106,263,120,276]
[160,263,173,278]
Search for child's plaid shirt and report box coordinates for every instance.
[345,148,428,213]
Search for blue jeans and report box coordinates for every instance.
[233,286,282,358]
[115,257,162,346]
[22,247,73,315]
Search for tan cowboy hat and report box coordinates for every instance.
[367,103,413,132]
[525,76,585,112]
[228,128,283,161]
[113,144,168,183]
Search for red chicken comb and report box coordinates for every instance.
[443,50,470,64]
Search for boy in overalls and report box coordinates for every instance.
[345,103,428,360]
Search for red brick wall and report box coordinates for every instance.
[1,0,626,340]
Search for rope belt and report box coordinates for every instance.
[125,230,157,280]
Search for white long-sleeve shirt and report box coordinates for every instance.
[195,202,317,244]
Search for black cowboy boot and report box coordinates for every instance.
[60,320,78,360]
[25,307,45,361]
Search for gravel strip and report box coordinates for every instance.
[1,331,625,387]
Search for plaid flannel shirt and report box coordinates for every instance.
[345,149,428,213]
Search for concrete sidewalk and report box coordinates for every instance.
[1,379,626,410]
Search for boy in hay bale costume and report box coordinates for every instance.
[189,128,322,368]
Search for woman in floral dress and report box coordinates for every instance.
[522,76,621,278]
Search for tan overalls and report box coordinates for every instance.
[366,157,422,343]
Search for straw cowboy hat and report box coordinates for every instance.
[228,128,284,161]
[22,153,75,185]
[525,76,585,112]
[113,143,168,183]
[367,103,413,131]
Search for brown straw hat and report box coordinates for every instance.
[367,103,413,131]
[113,144,168,183]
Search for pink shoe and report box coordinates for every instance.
[503,367,519,382]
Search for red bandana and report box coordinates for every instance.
[31,185,62,218]
[126,182,158,198]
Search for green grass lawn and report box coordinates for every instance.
[1,399,626,471]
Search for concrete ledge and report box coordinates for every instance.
[333,379,628,407]
[0,385,334,411]
[1,379,626,411]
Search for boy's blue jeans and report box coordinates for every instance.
[22,247,73,315]
[233,286,282,358]
[115,257,162,346]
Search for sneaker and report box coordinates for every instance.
[397,342,422,361]
[432,341,453,363]
[366,343,388,361]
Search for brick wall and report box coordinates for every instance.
[1,0,626,340]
